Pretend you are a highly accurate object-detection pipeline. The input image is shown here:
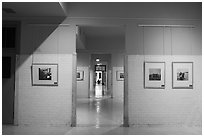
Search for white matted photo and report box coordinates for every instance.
[172,62,193,89]
[32,64,58,86]
[77,70,84,81]
[144,62,165,89]
[116,71,124,81]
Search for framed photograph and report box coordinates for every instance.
[172,62,193,89]
[144,62,165,89]
[116,71,124,81]
[32,64,58,86]
[77,70,84,81]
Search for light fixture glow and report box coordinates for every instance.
[96,59,100,62]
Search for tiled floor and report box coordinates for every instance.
[2,97,202,135]
[76,97,123,127]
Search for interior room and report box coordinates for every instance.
[2,2,202,135]
[76,26,125,127]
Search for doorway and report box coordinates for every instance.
[75,25,125,127]
[95,70,103,97]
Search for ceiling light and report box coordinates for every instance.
[96,59,100,62]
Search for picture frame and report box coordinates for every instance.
[77,70,84,81]
[172,62,193,89]
[32,64,58,86]
[116,70,124,81]
[144,62,165,89]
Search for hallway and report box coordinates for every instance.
[76,97,123,127]
[2,2,202,135]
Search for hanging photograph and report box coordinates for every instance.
[172,62,193,89]
[116,70,124,81]
[77,70,84,81]
[144,62,165,88]
[32,64,58,86]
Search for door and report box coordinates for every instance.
[2,55,16,124]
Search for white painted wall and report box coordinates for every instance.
[111,53,124,99]
[128,55,201,126]
[125,25,201,127]
[17,54,73,125]
[86,36,124,51]
[126,22,201,55]
[77,53,90,98]
[16,21,76,126]
[112,67,124,99]
[77,67,89,98]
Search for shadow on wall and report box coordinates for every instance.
[17,17,66,66]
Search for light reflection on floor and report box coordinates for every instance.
[95,84,103,98]
[76,96,123,127]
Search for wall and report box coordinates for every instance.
[112,67,124,99]
[125,20,201,55]
[126,24,201,126]
[15,19,76,126]
[128,55,201,126]
[77,53,90,98]
[86,36,125,51]
[111,53,124,99]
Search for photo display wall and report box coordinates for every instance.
[144,61,193,89]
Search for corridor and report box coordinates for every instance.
[76,97,123,127]
[2,2,202,135]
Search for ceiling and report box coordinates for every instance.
[62,2,201,19]
[2,2,66,17]
[2,2,201,19]
[80,26,125,38]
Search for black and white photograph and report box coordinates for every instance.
[172,62,193,89]
[77,70,84,81]
[2,2,201,135]
[149,68,161,81]
[32,64,58,86]
[39,68,52,80]
[177,69,189,81]
[120,72,124,79]
[116,70,124,81]
[77,72,80,79]
[144,62,165,88]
